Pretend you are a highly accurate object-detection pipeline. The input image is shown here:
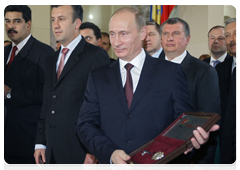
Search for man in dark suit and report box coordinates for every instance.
[203,25,231,67]
[143,21,163,58]
[76,7,219,164]
[4,5,54,164]
[159,18,220,164]
[34,5,110,164]
[216,18,236,164]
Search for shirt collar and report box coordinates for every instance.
[12,34,31,52]
[210,52,227,63]
[165,50,187,64]
[152,47,163,58]
[60,34,82,53]
[119,48,146,71]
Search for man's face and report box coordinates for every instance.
[143,25,161,56]
[5,11,31,45]
[225,22,236,57]
[208,27,227,56]
[80,28,100,46]
[51,5,81,47]
[109,11,146,62]
[161,22,190,58]
[101,35,111,52]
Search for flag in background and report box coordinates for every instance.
[150,5,175,25]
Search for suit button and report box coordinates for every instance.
[52,95,56,98]
[127,114,133,119]
[125,138,131,143]
[51,110,55,114]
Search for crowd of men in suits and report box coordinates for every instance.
[4,5,236,164]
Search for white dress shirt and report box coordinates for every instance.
[151,47,163,59]
[6,34,32,64]
[210,52,228,67]
[35,34,82,151]
[232,56,236,73]
[165,50,187,64]
[119,48,146,93]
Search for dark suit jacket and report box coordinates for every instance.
[76,54,193,163]
[216,57,236,163]
[159,51,220,163]
[4,36,54,158]
[35,38,110,164]
[203,53,231,65]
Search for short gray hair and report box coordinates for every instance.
[225,18,236,28]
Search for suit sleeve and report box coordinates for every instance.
[193,67,220,169]
[9,46,54,107]
[76,71,118,164]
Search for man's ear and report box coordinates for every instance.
[140,26,147,41]
[75,18,82,30]
[26,20,32,31]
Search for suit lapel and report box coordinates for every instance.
[107,60,129,113]
[130,54,160,111]
[5,36,35,77]
[4,44,12,75]
[180,51,192,72]
[54,38,86,87]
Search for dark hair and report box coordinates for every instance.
[111,7,146,31]
[4,5,31,23]
[80,22,101,40]
[4,40,12,43]
[51,5,83,22]
[101,32,111,46]
[146,21,161,34]
[208,25,224,37]
[160,17,190,37]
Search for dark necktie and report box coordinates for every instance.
[7,46,18,70]
[124,63,134,109]
[57,48,69,80]
[213,60,220,67]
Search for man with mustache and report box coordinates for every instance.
[215,18,236,164]
[159,18,220,164]
[204,25,231,67]
[4,5,54,164]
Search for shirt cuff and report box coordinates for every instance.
[35,144,46,150]
[110,158,118,170]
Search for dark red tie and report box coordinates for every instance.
[124,63,134,109]
[7,46,18,70]
[57,48,69,80]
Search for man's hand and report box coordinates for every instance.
[111,149,131,164]
[84,153,98,164]
[184,124,220,154]
[34,149,46,164]
[4,84,11,99]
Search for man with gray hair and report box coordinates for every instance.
[77,8,219,164]
[159,17,220,164]
[215,18,236,164]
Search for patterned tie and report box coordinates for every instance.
[57,48,69,80]
[7,46,18,70]
[213,60,220,67]
[124,63,134,109]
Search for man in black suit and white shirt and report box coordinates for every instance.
[215,18,236,164]
[34,5,110,164]
[203,25,231,67]
[159,18,220,164]
[4,5,54,164]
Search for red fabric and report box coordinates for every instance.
[7,46,18,70]
[161,5,175,25]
